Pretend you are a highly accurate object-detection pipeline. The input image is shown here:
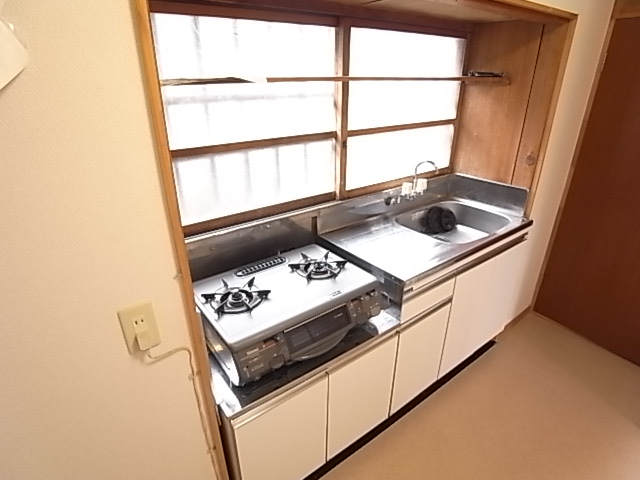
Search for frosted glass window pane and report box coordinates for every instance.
[346,126,454,190]
[151,14,336,149]
[161,82,335,149]
[173,141,335,225]
[151,14,335,79]
[349,28,465,129]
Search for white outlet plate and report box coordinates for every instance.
[118,302,161,353]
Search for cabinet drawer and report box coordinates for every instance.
[401,278,454,323]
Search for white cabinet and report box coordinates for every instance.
[440,240,529,377]
[234,377,328,480]
[327,337,396,459]
[390,304,451,414]
[486,240,530,334]
[440,256,493,377]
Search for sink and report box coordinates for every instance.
[395,200,511,244]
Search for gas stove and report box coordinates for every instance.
[194,244,386,386]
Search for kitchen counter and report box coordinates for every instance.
[193,174,532,416]
[321,197,532,288]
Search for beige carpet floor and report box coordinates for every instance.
[322,313,640,480]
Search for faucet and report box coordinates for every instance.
[412,160,439,192]
[384,160,440,206]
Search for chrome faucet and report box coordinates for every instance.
[384,160,440,206]
[412,160,439,192]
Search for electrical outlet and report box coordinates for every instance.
[118,302,161,353]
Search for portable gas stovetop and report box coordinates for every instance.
[193,244,386,386]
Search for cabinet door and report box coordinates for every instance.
[440,241,530,377]
[235,377,328,480]
[486,240,530,334]
[327,337,396,459]
[391,304,450,414]
[439,257,494,377]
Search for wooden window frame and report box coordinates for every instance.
[149,1,470,236]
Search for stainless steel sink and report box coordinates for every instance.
[395,200,511,244]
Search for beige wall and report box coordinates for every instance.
[0,0,616,479]
[521,0,615,309]
[0,1,214,479]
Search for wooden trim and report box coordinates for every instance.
[150,0,338,26]
[334,19,350,200]
[449,32,473,175]
[611,0,640,19]
[161,75,510,87]
[345,168,452,198]
[150,0,573,33]
[183,193,336,237]
[348,120,456,138]
[615,7,640,18]
[347,16,470,38]
[132,1,229,479]
[156,0,471,33]
[171,132,336,158]
[491,0,576,21]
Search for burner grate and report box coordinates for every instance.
[289,251,347,280]
[201,277,270,316]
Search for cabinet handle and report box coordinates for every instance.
[400,299,452,332]
[326,334,395,374]
[405,275,455,302]
[454,235,527,277]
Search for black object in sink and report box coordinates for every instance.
[421,206,458,234]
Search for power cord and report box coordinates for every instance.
[144,347,220,477]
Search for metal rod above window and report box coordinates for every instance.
[161,74,509,87]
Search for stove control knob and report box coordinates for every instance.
[270,355,285,369]
[369,305,381,317]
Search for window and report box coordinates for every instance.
[150,7,466,234]
[346,28,464,191]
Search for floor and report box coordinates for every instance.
[322,313,640,480]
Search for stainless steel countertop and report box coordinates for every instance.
[321,196,532,287]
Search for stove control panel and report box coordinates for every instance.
[346,289,387,324]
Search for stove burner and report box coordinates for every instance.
[201,277,270,316]
[289,251,347,280]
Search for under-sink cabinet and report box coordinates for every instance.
[440,239,530,376]
[234,377,328,480]
[327,337,396,459]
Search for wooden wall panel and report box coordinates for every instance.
[535,17,640,366]
[511,21,569,188]
[454,21,542,183]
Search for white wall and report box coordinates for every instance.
[520,0,616,309]
[0,2,215,480]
